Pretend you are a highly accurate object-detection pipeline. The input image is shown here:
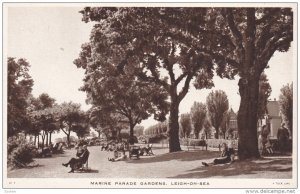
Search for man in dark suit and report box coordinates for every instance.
[277,123,290,154]
[62,145,90,173]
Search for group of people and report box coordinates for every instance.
[258,123,290,155]
[62,124,291,172]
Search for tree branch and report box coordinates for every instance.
[258,35,292,72]
[225,9,245,55]
[60,127,68,136]
[178,73,193,102]
[174,72,188,86]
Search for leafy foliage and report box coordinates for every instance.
[55,102,89,144]
[190,102,207,139]
[180,113,192,138]
[206,90,229,139]
[203,117,212,139]
[258,73,272,119]
[76,7,226,151]
[7,58,34,137]
[7,136,34,168]
[88,105,127,140]
[279,83,293,135]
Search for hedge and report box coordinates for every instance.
[180,138,238,149]
[206,139,238,149]
[180,138,207,146]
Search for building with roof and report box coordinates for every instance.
[258,100,283,139]
[226,108,238,139]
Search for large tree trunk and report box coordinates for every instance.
[34,135,37,146]
[37,135,40,148]
[237,77,260,160]
[195,130,199,139]
[129,120,135,145]
[168,101,182,152]
[46,132,48,146]
[117,128,122,141]
[49,132,52,145]
[237,8,261,160]
[215,128,219,139]
[41,136,45,149]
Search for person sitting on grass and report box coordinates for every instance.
[62,145,89,173]
[108,148,127,162]
[202,143,233,167]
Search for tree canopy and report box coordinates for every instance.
[279,83,293,136]
[7,58,34,137]
[76,7,293,157]
[258,73,272,119]
[216,8,293,159]
[190,102,207,139]
[206,90,229,139]
[76,7,230,151]
[180,113,192,138]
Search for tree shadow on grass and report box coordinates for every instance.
[168,158,292,179]
[75,169,99,173]
[126,150,220,164]
[8,164,45,173]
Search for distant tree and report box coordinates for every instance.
[88,106,127,140]
[190,102,207,139]
[56,102,88,146]
[279,83,293,136]
[206,90,229,139]
[180,114,192,138]
[203,118,212,139]
[258,73,272,119]
[72,113,90,139]
[29,93,58,147]
[7,58,34,137]
[38,93,56,109]
[220,111,231,139]
[31,109,58,148]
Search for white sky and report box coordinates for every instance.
[6,7,294,136]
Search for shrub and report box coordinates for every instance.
[8,137,34,168]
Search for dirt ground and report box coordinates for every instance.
[7,145,292,179]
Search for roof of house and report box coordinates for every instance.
[228,108,237,120]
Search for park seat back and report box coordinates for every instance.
[81,151,89,164]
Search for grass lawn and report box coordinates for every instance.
[7,145,292,179]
